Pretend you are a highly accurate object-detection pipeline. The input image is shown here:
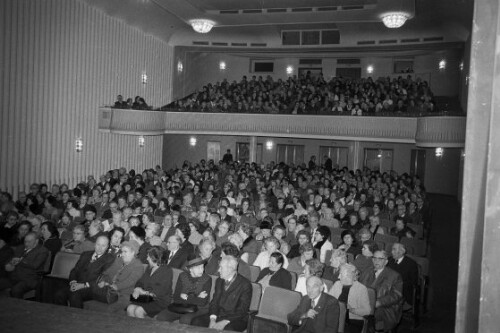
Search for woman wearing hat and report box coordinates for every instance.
[127,246,173,318]
[157,254,212,325]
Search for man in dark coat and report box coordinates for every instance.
[387,243,419,306]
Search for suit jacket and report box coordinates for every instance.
[165,246,190,269]
[209,274,252,323]
[10,244,50,283]
[359,266,403,330]
[257,267,292,290]
[288,292,340,333]
[69,251,115,283]
[387,256,419,304]
[101,257,144,297]
[135,265,173,308]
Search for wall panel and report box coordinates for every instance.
[0,0,173,196]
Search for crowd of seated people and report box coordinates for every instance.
[0,157,431,332]
[112,95,150,110]
[161,72,437,115]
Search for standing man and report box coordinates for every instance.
[192,256,252,331]
[288,276,340,332]
[359,250,403,332]
[222,149,233,164]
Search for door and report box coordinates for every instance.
[336,67,361,79]
[364,148,394,172]
[319,146,349,169]
[410,149,426,182]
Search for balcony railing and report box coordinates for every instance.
[99,107,466,147]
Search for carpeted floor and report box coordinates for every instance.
[398,194,460,333]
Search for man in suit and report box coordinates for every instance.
[164,235,189,269]
[359,250,404,331]
[288,276,340,333]
[192,256,252,332]
[54,235,114,308]
[387,243,419,307]
[0,232,49,298]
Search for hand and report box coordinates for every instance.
[69,280,77,287]
[180,293,188,300]
[208,319,217,329]
[10,258,21,265]
[109,284,118,290]
[375,301,381,308]
[198,291,208,299]
[70,283,84,292]
[132,288,142,299]
[97,281,106,288]
[305,309,318,319]
[213,321,229,330]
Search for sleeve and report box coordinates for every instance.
[378,272,403,307]
[326,298,340,331]
[281,270,292,290]
[69,253,88,281]
[287,298,306,326]
[223,280,252,322]
[209,279,222,317]
[17,247,49,271]
[186,276,212,306]
[172,272,186,302]
[350,283,371,317]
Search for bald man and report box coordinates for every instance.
[0,232,49,298]
[288,276,340,333]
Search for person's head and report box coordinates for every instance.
[40,222,59,240]
[29,217,42,234]
[237,222,253,239]
[227,233,244,249]
[361,240,378,258]
[167,235,181,252]
[306,276,324,300]
[341,230,355,246]
[176,223,191,242]
[186,255,206,278]
[358,228,372,243]
[304,258,324,277]
[84,206,97,222]
[146,246,164,267]
[72,225,86,242]
[391,242,406,261]
[299,242,315,261]
[296,230,311,246]
[88,221,103,236]
[95,235,110,256]
[129,226,146,243]
[17,221,32,239]
[314,226,331,243]
[372,250,389,271]
[121,240,139,264]
[259,219,273,238]
[308,213,319,230]
[145,223,160,239]
[109,227,125,247]
[198,238,216,259]
[24,232,39,250]
[269,252,285,272]
[395,218,406,231]
[218,220,230,236]
[339,263,358,286]
[330,248,347,268]
[264,236,280,253]
[218,255,238,280]
[221,241,240,258]
[272,225,286,240]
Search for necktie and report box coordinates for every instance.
[311,299,315,309]
[224,279,232,291]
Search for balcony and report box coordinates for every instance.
[98,108,466,147]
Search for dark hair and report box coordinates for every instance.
[130,226,146,241]
[109,227,125,242]
[316,226,331,241]
[41,221,59,239]
[362,240,379,254]
[270,251,285,266]
[341,230,357,246]
[299,242,315,254]
[176,222,191,241]
[221,241,240,257]
[147,246,164,264]
[296,230,311,242]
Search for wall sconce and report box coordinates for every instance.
[141,72,148,84]
[459,61,464,71]
[377,149,382,158]
[439,60,446,70]
[435,147,444,157]
[75,138,83,153]
[219,61,226,70]
[177,61,183,73]
[266,141,273,150]
[367,65,374,74]
[189,137,197,146]
[286,66,293,75]
[138,136,145,147]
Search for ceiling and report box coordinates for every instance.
[82,0,474,48]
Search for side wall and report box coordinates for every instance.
[162,134,461,196]
[0,0,173,195]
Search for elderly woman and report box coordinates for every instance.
[257,252,292,291]
[157,255,212,325]
[368,215,385,237]
[313,226,334,264]
[352,240,378,275]
[323,249,347,282]
[294,258,327,296]
[127,246,173,318]
[338,230,361,258]
[62,225,94,254]
[215,220,232,247]
[329,264,371,333]
[287,242,315,275]
[253,236,289,270]
[91,240,144,312]
[287,230,311,259]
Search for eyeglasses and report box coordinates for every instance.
[372,257,386,260]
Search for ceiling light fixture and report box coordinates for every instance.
[381,12,409,28]
[190,19,215,33]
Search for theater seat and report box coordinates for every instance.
[248,265,261,283]
[46,252,81,280]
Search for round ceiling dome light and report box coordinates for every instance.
[190,19,215,33]
[381,12,410,28]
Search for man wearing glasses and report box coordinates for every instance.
[359,250,403,332]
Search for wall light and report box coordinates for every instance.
[439,60,446,70]
[189,137,197,146]
[435,147,444,157]
[75,138,83,153]
[367,65,374,74]
[459,61,464,71]
[190,19,215,33]
[141,72,148,84]
[381,12,410,28]
[377,149,382,158]
[219,61,226,70]
[286,66,293,75]
[177,61,183,73]
[138,136,145,147]
[266,141,273,150]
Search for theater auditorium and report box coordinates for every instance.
[0,0,496,332]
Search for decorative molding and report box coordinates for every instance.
[99,108,466,146]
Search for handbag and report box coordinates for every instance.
[130,294,154,303]
[91,276,119,304]
[167,303,198,314]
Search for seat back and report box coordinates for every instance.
[290,271,297,290]
[49,252,81,279]
[338,301,347,333]
[171,268,183,293]
[209,275,218,300]
[322,278,333,292]
[249,265,261,282]
[250,282,262,312]
[247,252,258,266]
[407,255,429,277]
[407,223,424,239]
[374,233,399,246]
[257,286,302,324]
[331,235,342,247]
[324,249,333,265]
[401,238,427,256]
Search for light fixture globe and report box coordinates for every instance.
[381,12,409,28]
[190,19,215,33]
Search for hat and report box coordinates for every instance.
[121,240,140,254]
[259,220,273,230]
[185,255,206,269]
[84,205,97,214]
